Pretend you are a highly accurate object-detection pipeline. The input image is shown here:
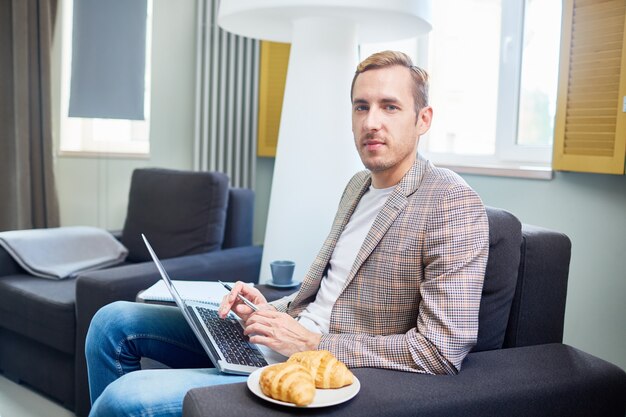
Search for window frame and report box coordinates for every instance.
[362,0,558,178]
[496,0,554,166]
[58,0,153,158]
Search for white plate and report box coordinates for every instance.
[247,366,360,408]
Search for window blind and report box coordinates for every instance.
[68,0,148,120]
[553,0,626,174]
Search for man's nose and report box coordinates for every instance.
[364,109,382,131]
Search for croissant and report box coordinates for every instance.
[288,350,354,389]
[259,362,316,406]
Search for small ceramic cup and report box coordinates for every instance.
[270,260,295,285]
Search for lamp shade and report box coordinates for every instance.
[218,0,431,43]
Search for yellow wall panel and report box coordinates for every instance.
[257,41,290,157]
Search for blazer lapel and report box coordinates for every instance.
[341,156,428,292]
[290,173,372,309]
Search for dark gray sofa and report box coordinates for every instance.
[182,207,626,417]
[0,168,264,417]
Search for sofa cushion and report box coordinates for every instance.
[122,168,230,262]
[0,274,76,354]
[472,207,522,352]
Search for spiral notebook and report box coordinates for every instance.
[140,280,254,307]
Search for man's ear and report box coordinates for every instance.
[416,106,433,136]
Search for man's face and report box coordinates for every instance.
[351,66,431,184]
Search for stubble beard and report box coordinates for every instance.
[361,156,395,173]
[356,133,394,173]
[358,142,416,174]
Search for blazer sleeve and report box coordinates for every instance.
[268,293,298,312]
[317,183,489,375]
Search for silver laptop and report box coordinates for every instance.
[142,234,284,374]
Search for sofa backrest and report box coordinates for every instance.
[472,206,572,352]
[222,188,254,249]
[122,168,230,262]
[0,241,23,277]
[473,207,522,352]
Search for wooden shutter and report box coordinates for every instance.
[257,41,290,157]
[553,0,626,174]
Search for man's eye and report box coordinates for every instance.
[385,105,399,111]
[354,105,368,112]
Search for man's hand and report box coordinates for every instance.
[218,281,273,320]
[243,310,322,357]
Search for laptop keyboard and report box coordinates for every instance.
[196,306,268,368]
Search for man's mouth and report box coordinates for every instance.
[363,139,385,151]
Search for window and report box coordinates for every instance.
[59,0,153,156]
[360,0,562,176]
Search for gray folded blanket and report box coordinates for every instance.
[0,226,128,279]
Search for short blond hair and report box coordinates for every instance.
[350,50,429,115]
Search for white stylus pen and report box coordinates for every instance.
[218,281,259,312]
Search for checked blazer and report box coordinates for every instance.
[271,155,489,375]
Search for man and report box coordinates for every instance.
[86,51,489,416]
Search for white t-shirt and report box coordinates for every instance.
[297,185,395,333]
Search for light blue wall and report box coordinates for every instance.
[255,161,626,371]
[461,171,626,371]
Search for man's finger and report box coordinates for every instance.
[218,294,232,317]
[249,309,279,319]
[248,334,277,348]
[228,284,241,303]
[243,314,275,330]
[243,321,273,337]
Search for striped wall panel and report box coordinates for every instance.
[193,0,260,188]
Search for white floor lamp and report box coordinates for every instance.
[218,0,432,283]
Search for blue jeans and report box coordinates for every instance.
[86,301,247,417]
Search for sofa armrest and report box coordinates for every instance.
[504,225,572,348]
[73,245,262,417]
[183,344,626,417]
[76,245,262,332]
